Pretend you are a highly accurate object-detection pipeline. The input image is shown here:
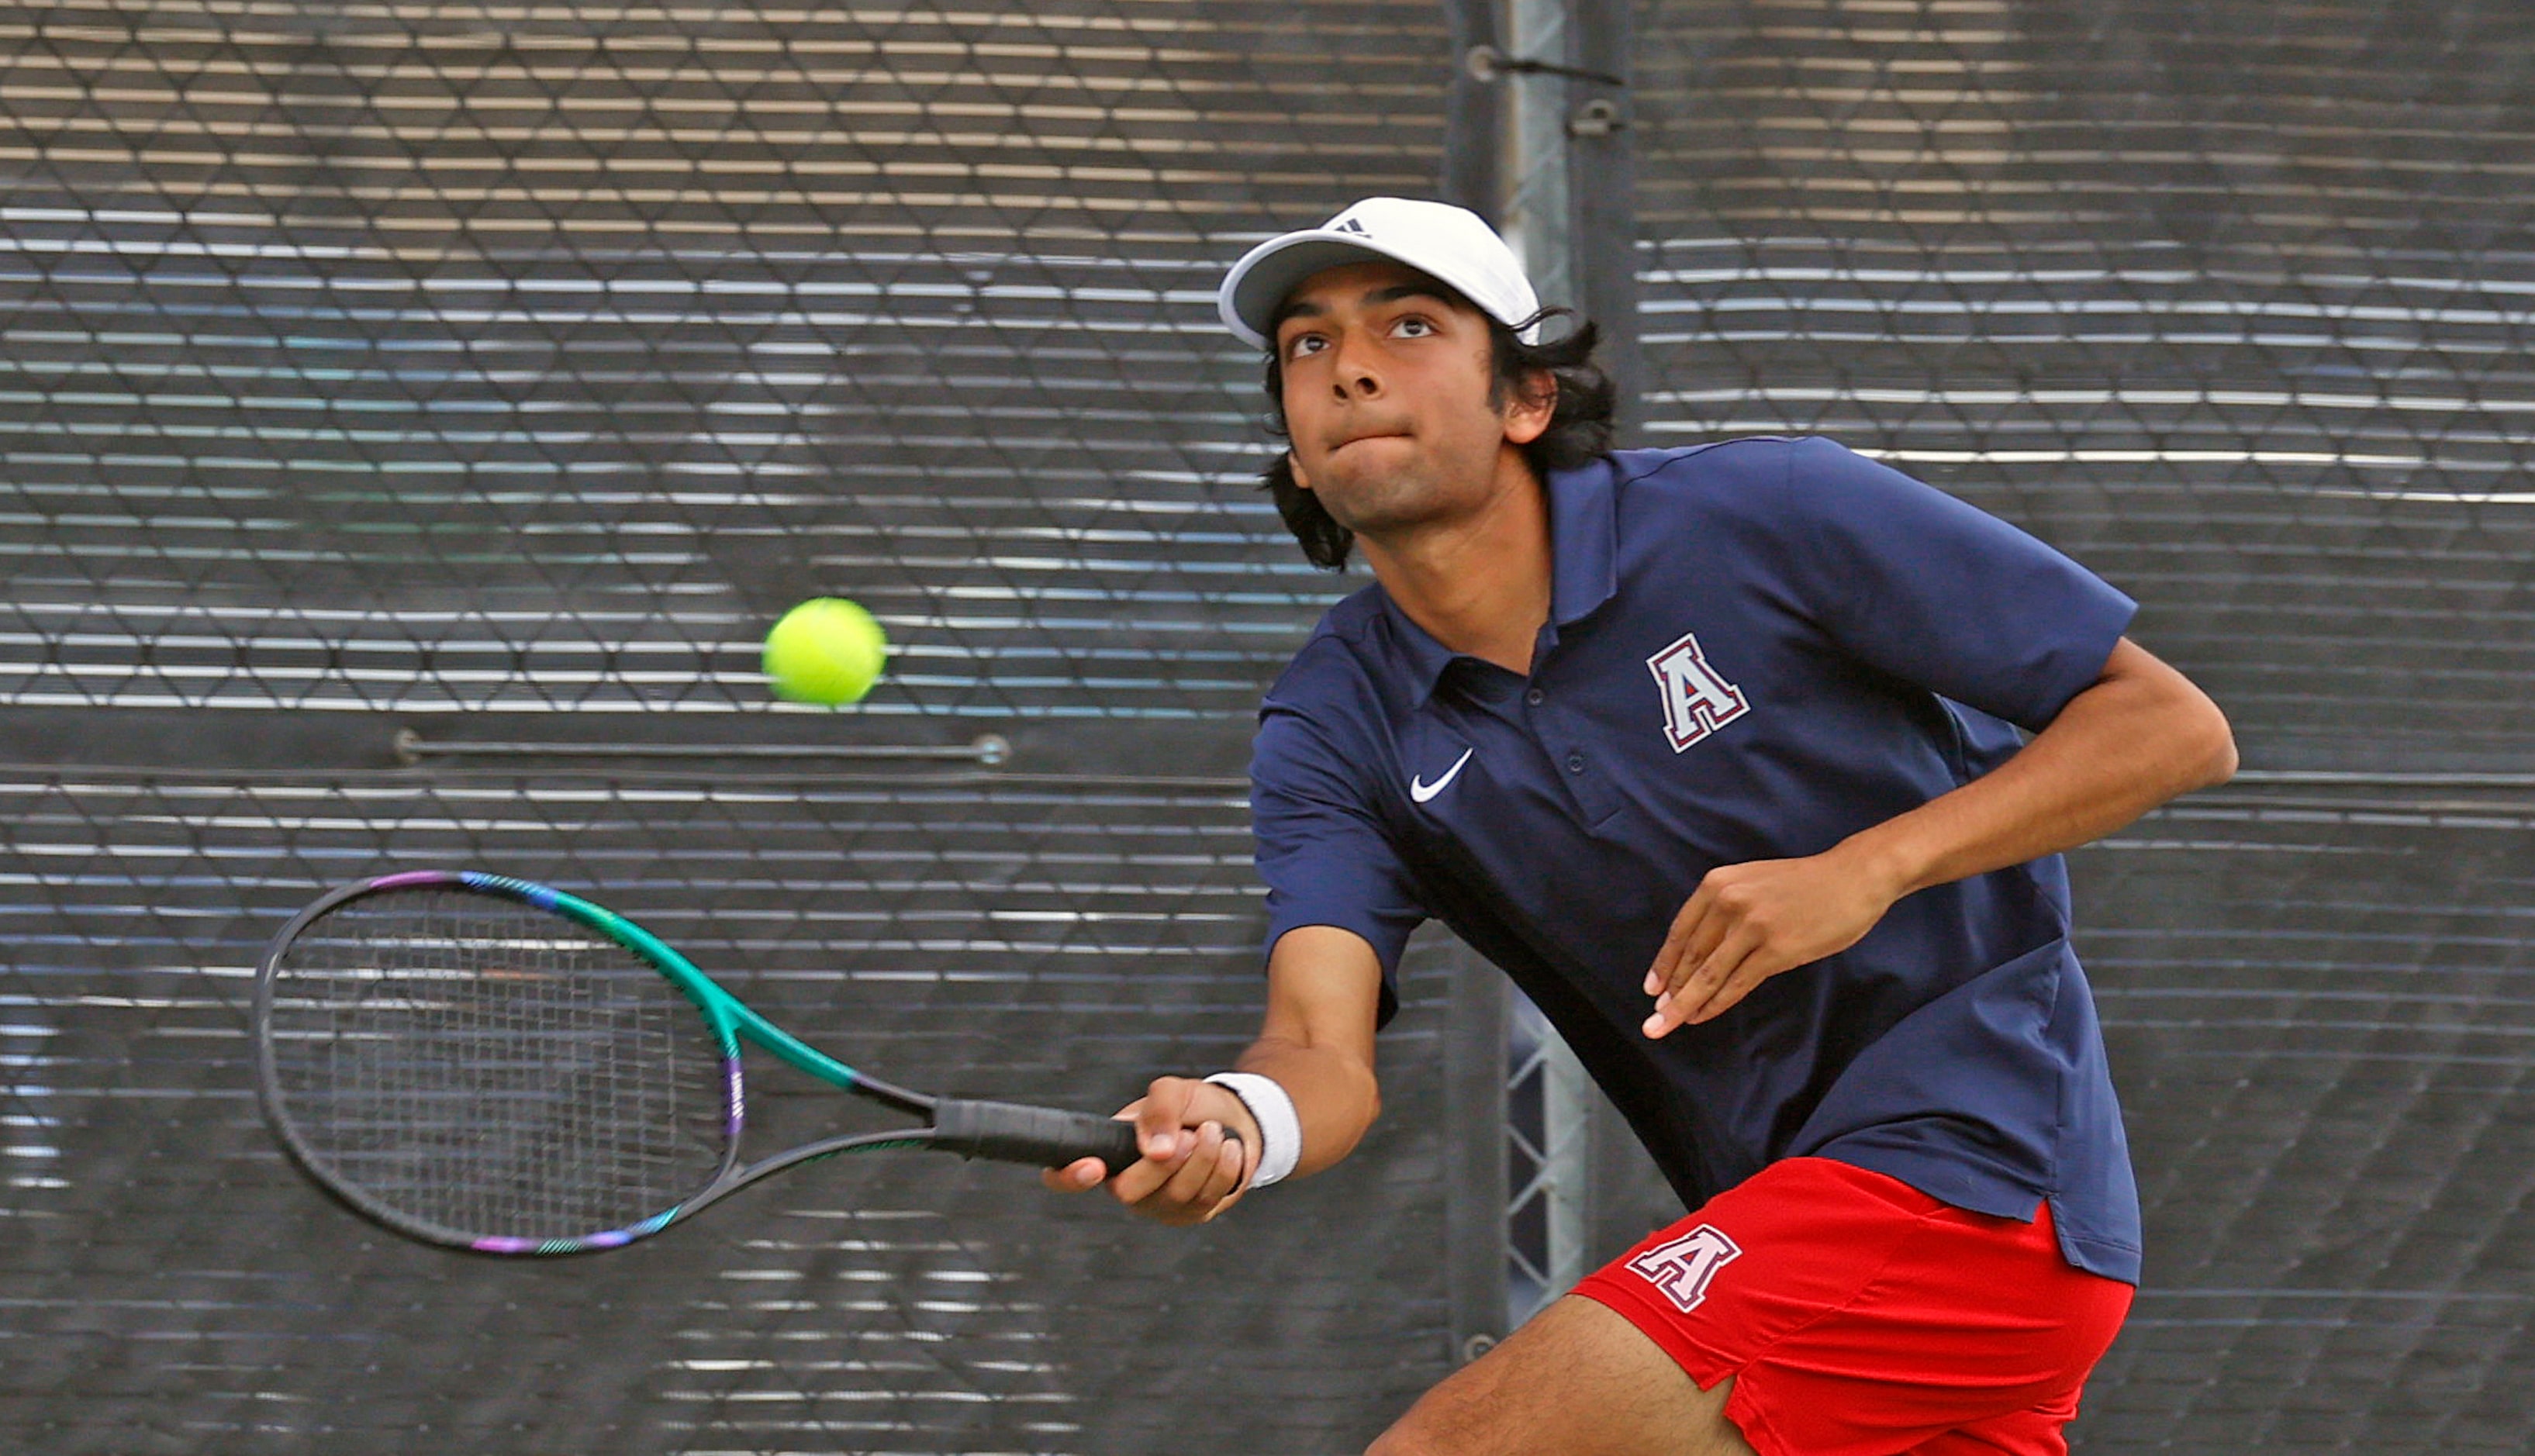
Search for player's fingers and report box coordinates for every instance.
[1104,1140,1191,1206]
[1103,1099,1198,1206]
[1677,921,1768,1016]
[1684,916,1760,991]
[1039,1156,1107,1193]
[1693,964,1794,1034]
[1131,1080,1198,1163]
[1196,1133,1250,1222]
[1646,922,1763,1037]
[1672,870,1773,992]
[1152,1120,1235,1209]
[1643,882,1717,995]
[1643,919,1690,997]
[1114,1122,1232,1227]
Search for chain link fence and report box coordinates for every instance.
[0,2,1469,1451]
[1631,2,2535,1447]
[8,0,2535,1450]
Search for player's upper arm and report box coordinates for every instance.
[1252,698,1428,1025]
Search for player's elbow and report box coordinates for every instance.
[2175,685,2237,792]
[2122,648,2236,795]
[2198,711,2239,790]
[2099,637,2235,795]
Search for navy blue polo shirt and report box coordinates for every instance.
[1251,436,2143,1282]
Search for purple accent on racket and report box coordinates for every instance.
[724,1057,746,1140]
[370,869,459,890]
[471,1207,679,1256]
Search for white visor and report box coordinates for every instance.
[1217,196,1543,350]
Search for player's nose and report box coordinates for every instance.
[1331,375,1368,402]
[1330,361,1383,400]
[1327,329,1384,399]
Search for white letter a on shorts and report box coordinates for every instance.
[1625,1223,1742,1314]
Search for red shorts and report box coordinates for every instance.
[1571,1157,2133,1456]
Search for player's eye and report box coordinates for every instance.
[1285,333,1328,361]
[1391,316,1436,338]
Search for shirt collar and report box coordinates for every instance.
[1375,455,1620,709]
[1546,454,1619,630]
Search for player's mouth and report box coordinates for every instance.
[1328,426,1412,454]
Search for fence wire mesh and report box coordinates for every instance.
[0,2,1462,1451]
[9,0,2535,1450]
[1631,2,2535,1447]
[1,0,1444,729]
[1,769,1469,1453]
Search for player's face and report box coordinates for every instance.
[1273,260,1539,540]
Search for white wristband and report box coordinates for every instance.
[1203,1071,1301,1189]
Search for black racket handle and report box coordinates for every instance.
[933,1099,1237,1178]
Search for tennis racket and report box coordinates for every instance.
[253,869,1152,1256]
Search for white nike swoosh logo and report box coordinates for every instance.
[1410,747,1475,803]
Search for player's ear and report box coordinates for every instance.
[1501,367,1556,447]
[1284,450,1313,492]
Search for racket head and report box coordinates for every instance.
[254,871,744,1255]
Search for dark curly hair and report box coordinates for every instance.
[1255,303,1616,571]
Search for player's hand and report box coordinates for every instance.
[1038,1075,1260,1226]
[1642,849,1904,1037]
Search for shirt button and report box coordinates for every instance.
[1525,688,1546,706]
[1565,753,1586,775]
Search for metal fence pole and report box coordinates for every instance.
[1494,0,1598,1337]
[1560,0,1677,1271]
[1568,0,1643,438]
[1443,0,1670,1340]
[1441,0,1504,216]
[1442,939,1511,1362]
[1438,0,1514,1362]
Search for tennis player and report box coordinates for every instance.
[1048,197,2236,1455]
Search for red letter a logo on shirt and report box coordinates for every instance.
[1646,630,1749,752]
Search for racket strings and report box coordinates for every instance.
[265,888,731,1244]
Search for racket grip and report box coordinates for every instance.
[932,1099,1172,1178]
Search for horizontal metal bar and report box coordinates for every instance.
[2226,770,2535,788]
[2157,796,2535,826]
[394,728,1010,767]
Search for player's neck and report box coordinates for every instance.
[1357,447,1551,677]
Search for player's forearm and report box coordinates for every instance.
[1227,923,1387,1180]
[1080,928,1383,1216]
[1233,1033,1380,1178]
[1839,638,2236,899]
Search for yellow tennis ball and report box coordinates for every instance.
[763,598,888,705]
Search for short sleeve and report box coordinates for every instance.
[1772,437,2137,731]
[1251,700,1427,1026]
